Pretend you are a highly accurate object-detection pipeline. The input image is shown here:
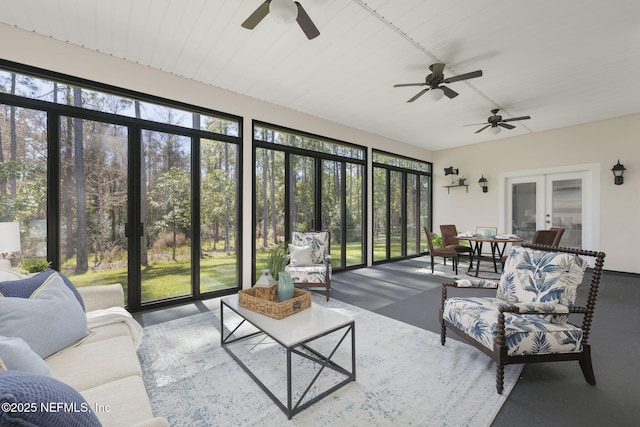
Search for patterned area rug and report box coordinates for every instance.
[138,295,521,426]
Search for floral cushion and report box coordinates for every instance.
[284,265,331,283]
[443,297,583,356]
[291,231,329,265]
[497,247,586,323]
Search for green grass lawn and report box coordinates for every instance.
[64,239,430,304]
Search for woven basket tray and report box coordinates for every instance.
[238,287,311,319]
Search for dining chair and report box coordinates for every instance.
[549,227,565,246]
[440,224,473,267]
[441,243,606,393]
[424,226,458,275]
[501,227,565,265]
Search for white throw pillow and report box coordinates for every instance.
[0,273,88,358]
[289,245,314,266]
[0,336,51,376]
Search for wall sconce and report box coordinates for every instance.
[444,166,459,176]
[478,175,488,193]
[611,160,626,185]
[0,221,21,269]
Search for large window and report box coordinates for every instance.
[373,150,431,263]
[253,122,366,279]
[0,61,241,310]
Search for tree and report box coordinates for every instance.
[149,167,190,261]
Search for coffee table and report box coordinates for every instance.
[220,295,356,419]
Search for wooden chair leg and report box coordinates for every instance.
[496,362,505,394]
[430,255,435,273]
[325,283,330,301]
[579,344,596,385]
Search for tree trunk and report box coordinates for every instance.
[73,87,88,274]
[261,148,268,248]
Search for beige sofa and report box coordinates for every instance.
[47,283,168,427]
[0,266,166,427]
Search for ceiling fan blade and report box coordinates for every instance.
[393,83,426,87]
[498,123,516,130]
[443,70,483,84]
[501,115,531,123]
[463,123,488,127]
[475,125,491,134]
[241,0,270,29]
[429,63,445,80]
[407,88,429,103]
[441,85,459,99]
[295,2,320,39]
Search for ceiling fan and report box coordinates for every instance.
[393,63,482,102]
[241,0,320,40]
[465,109,531,134]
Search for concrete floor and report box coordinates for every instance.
[133,256,640,426]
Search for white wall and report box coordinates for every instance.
[433,114,640,273]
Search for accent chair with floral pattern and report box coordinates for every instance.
[284,231,332,301]
[440,243,606,394]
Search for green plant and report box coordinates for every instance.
[430,233,443,247]
[266,243,288,280]
[21,258,51,273]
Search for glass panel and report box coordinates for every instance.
[58,115,129,300]
[551,179,582,248]
[141,130,191,303]
[254,148,285,280]
[290,154,315,232]
[345,162,363,266]
[406,174,418,255]
[372,151,431,173]
[0,69,240,136]
[389,170,402,258]
[254,124,365,160]
[0,105,48,267]
[419,175,431,252]
[373,167,387,262]
[200,139,238,293]
[322,160,343,268]
[511,182,537,241]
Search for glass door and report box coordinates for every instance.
[140,130,192,303]
[321,159,343,266]
[289,154,316,232]
[506,172,587,248]
[546,172,584,248]
[59,116,130,301]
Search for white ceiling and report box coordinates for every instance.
[2,0,640,151]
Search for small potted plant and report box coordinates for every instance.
[458,176,466,185]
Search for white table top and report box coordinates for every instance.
[222,295,354,347]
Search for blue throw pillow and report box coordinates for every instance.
[0,370,101,427]
[0,273,88,359]
[0,336,51,376]
[0,268,85,311]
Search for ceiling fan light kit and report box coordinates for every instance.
[270,0,298,24]
[242,0,320,40]
[428,88,444,101]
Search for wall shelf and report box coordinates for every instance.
[443,184,468,194]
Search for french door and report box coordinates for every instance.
[505,170,593,249]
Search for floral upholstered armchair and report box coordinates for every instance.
[440,243,605,393]
[284,231,332,301]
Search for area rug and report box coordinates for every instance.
[137,295,522,426]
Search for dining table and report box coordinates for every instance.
[455,235,524,277]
